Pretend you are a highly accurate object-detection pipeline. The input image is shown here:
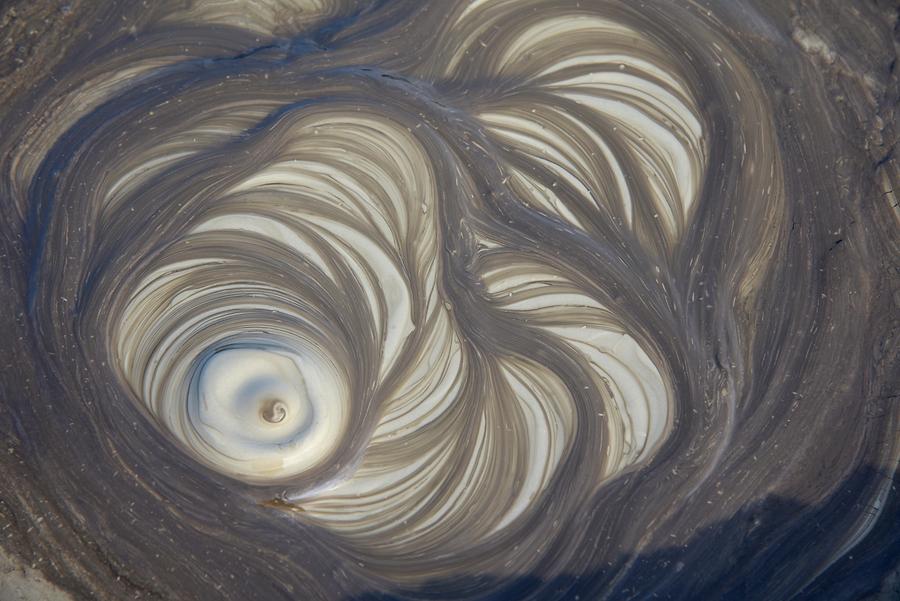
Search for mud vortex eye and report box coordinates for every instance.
[1,1,897,600]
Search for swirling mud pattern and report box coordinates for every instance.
[0,0,898,599]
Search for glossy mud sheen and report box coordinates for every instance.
[0,1,898,600]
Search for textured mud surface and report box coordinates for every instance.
[0,1,898,599]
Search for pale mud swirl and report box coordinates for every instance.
[0,0,898,600]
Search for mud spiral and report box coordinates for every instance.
[0,1,898,600]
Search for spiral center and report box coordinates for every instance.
[260,399,287,424]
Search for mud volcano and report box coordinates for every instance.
[0,1,898,599]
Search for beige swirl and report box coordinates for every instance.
[98,2,702,555]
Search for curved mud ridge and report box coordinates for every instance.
[0,1,898,599]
